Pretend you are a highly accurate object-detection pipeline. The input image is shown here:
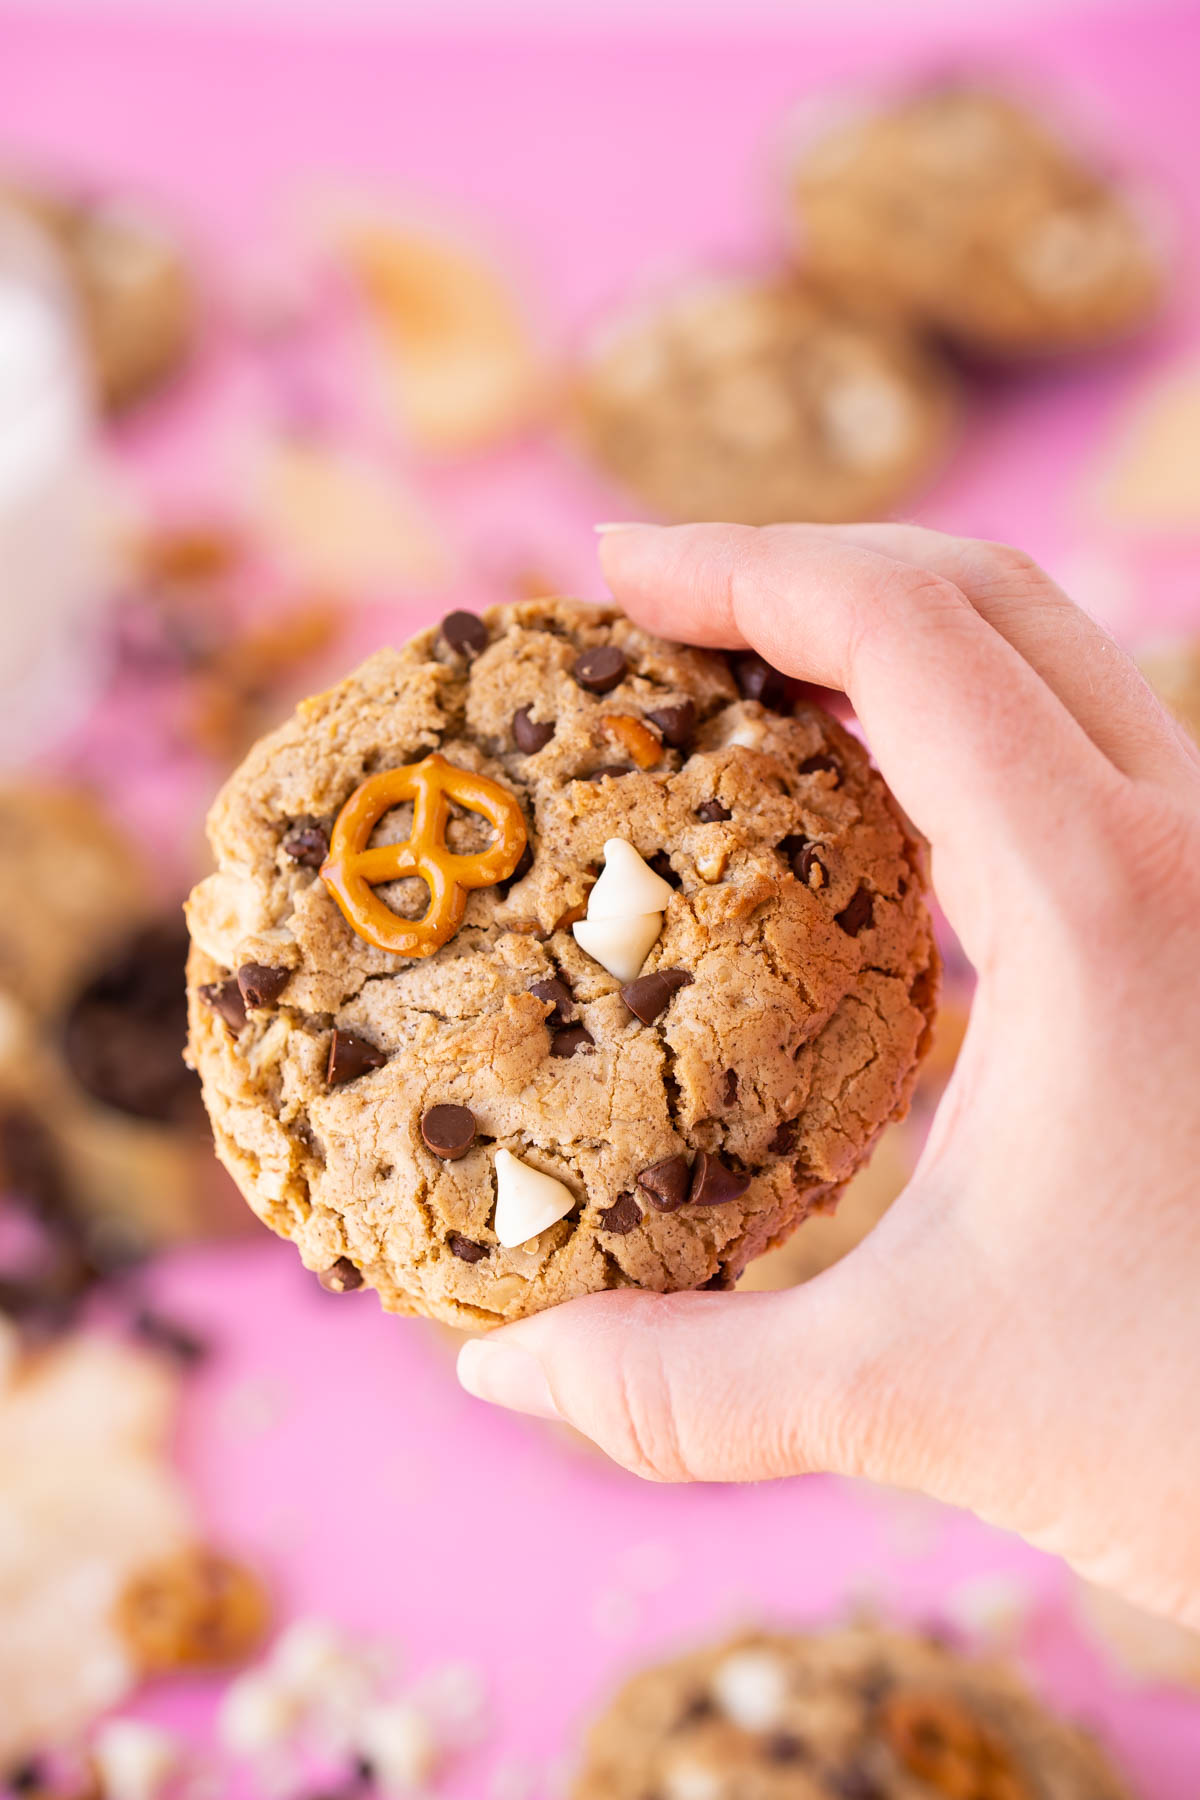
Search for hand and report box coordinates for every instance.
[457,522,1200,1629]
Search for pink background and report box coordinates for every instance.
[3,3,1199,1791]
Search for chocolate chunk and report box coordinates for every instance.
[585,764,631,782]
[599,1192,642,1234]
[420,1103,477,1159]
[326,1030,387,1087]
[0,1107,68,1222]
[764,1733,808,1764]
[572,645,627,693]
[695,799,731,823]
[687,1152,749,1207]
[768,1119,797,1155]
[282,818,329,866]
[440,609,488,658]
[64,921,202,1125]
[512,706,554,753]
[620,969,692,1025]
[636,1154,690,1213]
[551,1023,594,1058]
[835,886,874,937]
[7,1760,44,1793]
[448,1233,488,1264]
[795,843,828,890]
[200,977,247,1034]
[646,700,696,750]
[798,752,840,783]
[237,962,289,1010]
[318,1256,363,1293]
[646,850,681,889]
[498,840,534,894]
[722,1068,738,1106]
[530,977,575,1026]
[731,650,788,710]
[132,1308,209,1366]
[675,1694,715,1729]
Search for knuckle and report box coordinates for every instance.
[605,1345,692,1482]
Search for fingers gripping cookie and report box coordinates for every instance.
[319,752,528,957]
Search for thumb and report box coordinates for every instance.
[455,1211,975,1485]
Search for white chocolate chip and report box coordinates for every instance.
[493,1148,576,1248]
[586,837,676,919]
[710,1648,788,1731]
[359,1700,438,1794]
[724,717,766,749]
[92,1720,179,1800]
[694,844,728,884]
[219,1670,302,1754]
[572,912,663,983]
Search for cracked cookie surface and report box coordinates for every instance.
[571,1625,1133,1800]
[186,598,937,1327]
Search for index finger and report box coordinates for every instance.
[599,522,1120,899]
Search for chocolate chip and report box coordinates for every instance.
[599,1192,642,1234]
[420,1103,476,1159]
[695,799,730,823]
[7,1760,44,1793]
[835,886,874,937]
[326,1030,387,1087]
[620,969,692,1025]
[768,1119,797,1155]
[200,977,247,1034]
[319,1256,363,1293]
[64,921,202,1125]
[282,818,329,866]
[572,645,627,693]
[646,850,681,889]
[699,1264,736,1289]
[646,700,696,750]
[687,1152,749,1206]
[584,764,631,781]
[795,844,828,890]
[764,1733,808,1764]
[132,1308,209,1365]
[722,1069,738,1106]
[0,1107,69,1222]
[237,962,289,1009]
[551,1023,594,1058]
[675,1694,715,1729]
[448,1233,488,1264]
[531,977,575,1026]
[636,1154,690,1212]
[798,752,840,783]
[498,841,534,894]
[440,609,488,658]
[731,650,788,710]
[828,1767,884,1800]
[512,706,554,753]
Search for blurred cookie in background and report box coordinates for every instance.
[4,182,194,414]
[572,1623,1133,1800]
[0,784,247,1310]
[789,85,1164,355]
[1138,638,1200,747]
[573,276,955,525]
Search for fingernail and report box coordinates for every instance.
[456,1338,560,1419]
[594,521,647,534]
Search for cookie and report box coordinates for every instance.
[186,598,937,1328]
[573,279,955,525]
[6,184,193,412]
[789,85,1163,355]
[571,1624,1132,1800]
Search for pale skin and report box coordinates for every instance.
[457,521,1200,1631]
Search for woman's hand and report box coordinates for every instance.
[458,522,1200,1630]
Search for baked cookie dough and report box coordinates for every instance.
[186,598,937,1328]
[573,278,955,525]
[571,1624,1132,1800]
[789,85,1163,355]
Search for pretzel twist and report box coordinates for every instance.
[320,753,528,957]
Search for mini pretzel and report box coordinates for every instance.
[320,752,528,957]
[881,1690,1028,1800]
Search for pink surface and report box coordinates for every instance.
[3,4,1199,1791]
